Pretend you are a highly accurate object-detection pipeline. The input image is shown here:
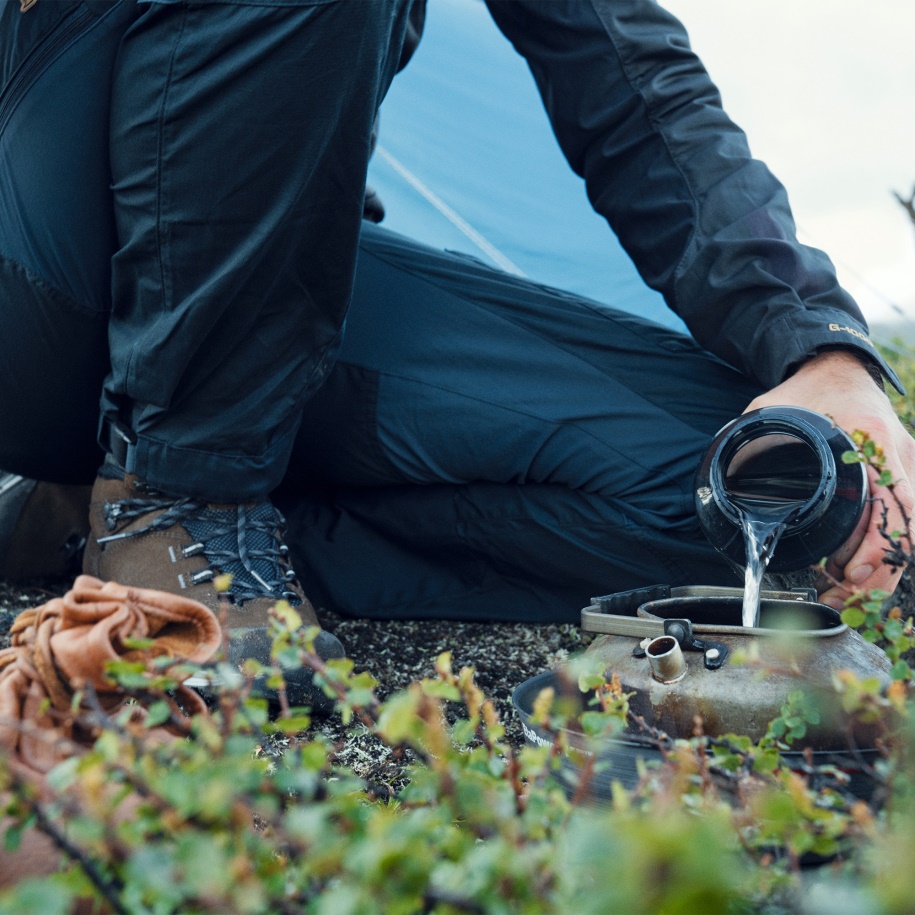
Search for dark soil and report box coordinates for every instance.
[0,575,592,790]
[298,607,593,791]
[0,578,65,650]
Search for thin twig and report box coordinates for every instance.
[893,185,915,231]
[6,768,127,914]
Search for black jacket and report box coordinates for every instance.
[402,0,900,392]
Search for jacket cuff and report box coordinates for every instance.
[781,319,904,395]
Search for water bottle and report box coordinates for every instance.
[694,407,869,573]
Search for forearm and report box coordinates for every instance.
[486,0,901,392]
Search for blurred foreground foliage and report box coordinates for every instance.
[2,364,915,914]
[879,339,915,429]
[0,589,914,915]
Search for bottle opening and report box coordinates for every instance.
[695,407,866,572]
[723,432,823,518]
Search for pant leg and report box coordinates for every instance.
[278,223,766,623]
[103,0,413,502]
[0,1,139,482]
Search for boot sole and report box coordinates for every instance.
[185,626,346,715]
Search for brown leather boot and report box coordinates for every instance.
[83,464,344,710]
[0,472,91,581]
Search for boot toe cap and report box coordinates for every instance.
[227,625,345,714]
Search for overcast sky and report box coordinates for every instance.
[662,0,915,328]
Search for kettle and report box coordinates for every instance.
[513,584,892,799]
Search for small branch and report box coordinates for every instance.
[422,887,487,913]
[569,752,597,808]
[873,489,913,572]
[629,714,674,751]
[6,769,127,914]
[294,646,386,735]
[894,184,915,231]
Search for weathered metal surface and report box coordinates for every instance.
[583,596,892,748]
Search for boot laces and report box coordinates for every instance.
[98,497,301,605]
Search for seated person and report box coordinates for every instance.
[1,0,911,707]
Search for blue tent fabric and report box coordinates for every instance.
[366,0,681,331]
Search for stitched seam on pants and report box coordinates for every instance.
[154,5,188,316]
[0,251,107,318]
[334,360,404,482]
[371,368,690,502]
[361,244,754,436]
[122,5,189,395]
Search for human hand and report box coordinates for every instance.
[743,350,915,607]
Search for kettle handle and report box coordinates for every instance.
[583,584,818,631]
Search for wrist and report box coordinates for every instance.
[791,347,885,391]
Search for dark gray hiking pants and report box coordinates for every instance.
[0,0,762,622]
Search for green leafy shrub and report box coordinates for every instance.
[879,339,915,430]
[2,361,915,914]
[0,596,912,915]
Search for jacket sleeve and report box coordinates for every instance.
[484,0,901,392]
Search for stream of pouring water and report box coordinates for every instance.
[740,513,791,628]
[726,434,822,628]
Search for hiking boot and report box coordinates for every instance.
[0,472,91,581]
[82,463,344,710]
